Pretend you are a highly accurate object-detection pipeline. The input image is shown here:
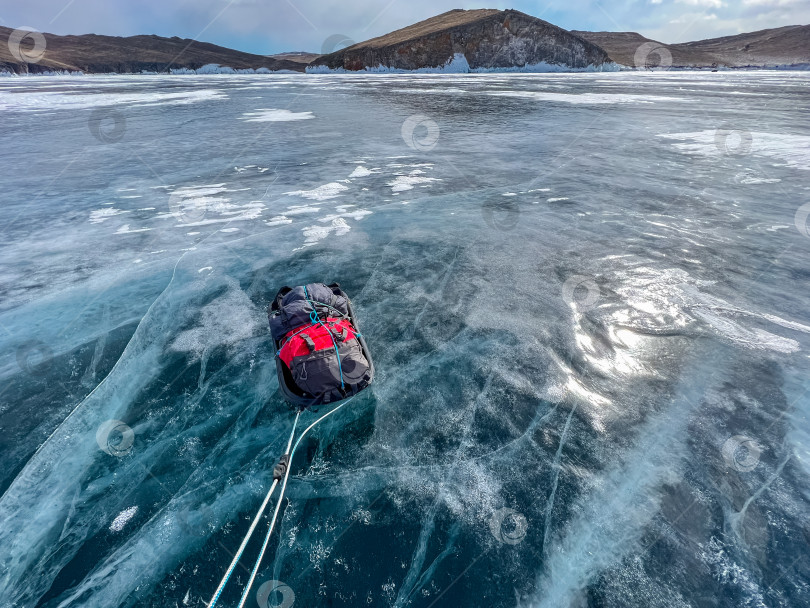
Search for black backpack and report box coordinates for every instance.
[269,283,374,407]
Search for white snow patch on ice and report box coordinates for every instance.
[170,184,229,199]
[658,131,810,170]
[284,205,321,215]
[488,90,688,105]
[178,202,265,227]
[239,108,314,122]
[391,87,469,95]
[265,216,293,226]
[170,286,263,357]
[286,182,348,201]
[109,506,138,532]
[115,224,151,234]
[90,208,130,224]
[388,174,439,193]
[0,89,227,112]
[319,209,371,222]
[739,176,781,184]
[348,165,375,178]
[301,217,352,246]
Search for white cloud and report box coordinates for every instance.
[743,0,803,5]
[676,0,725,8]
[669,12,719,24]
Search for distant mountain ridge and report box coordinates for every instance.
[2,12,807,75]
[267,52,321,64]
[0,26,305,74]
[308,9,613,72]
[573,25,810,68]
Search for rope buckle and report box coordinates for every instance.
[272,453,290,481]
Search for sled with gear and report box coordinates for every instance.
[207,282,375,608]
[268,282,374,408]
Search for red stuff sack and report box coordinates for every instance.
[277,318,370,402]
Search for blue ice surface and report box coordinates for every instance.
[0,71,809,608]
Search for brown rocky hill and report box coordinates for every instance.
[267,52,321,64]
[0,26,305,74]
[573,25,810,68]
[309,9,612,72]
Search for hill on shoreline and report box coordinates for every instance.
[308,9,613,72]
[0,26,305,74]
[574,25,810,69]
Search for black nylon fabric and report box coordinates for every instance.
[269,282,370,404]
[288,338,371,404]
[268,283,349,341]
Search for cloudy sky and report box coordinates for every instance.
[2,0,807,55]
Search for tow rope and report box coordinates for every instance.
[208,395,358,608]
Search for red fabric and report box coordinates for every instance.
[278,318,358,367]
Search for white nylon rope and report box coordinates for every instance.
[236,394,358,608]
[207,409,301,608]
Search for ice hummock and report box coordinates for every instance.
[307,53,620,74]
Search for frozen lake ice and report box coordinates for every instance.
[0,71,809,607]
